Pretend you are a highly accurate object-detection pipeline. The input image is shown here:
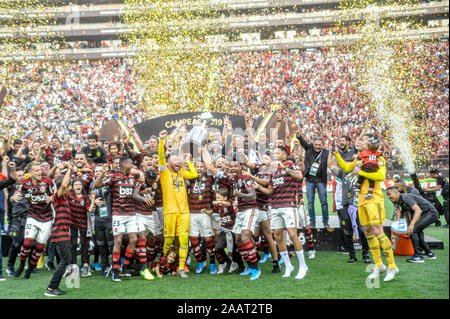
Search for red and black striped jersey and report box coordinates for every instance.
[100,171,138,216]
[136,181,156,215]
[269,163,300,209]
[50,194,71,243]
[187,175,213,214]
[67,191,90,230]
[150,256,179,274]
[153,181,163,207]
[213,200,235,230]
[153,167,163,207]
[45,147,66,167]
[252,164,271,211]
[71,171,94,193]
[231,174,257,212]
[19,177,55,222]
[295,170,304,203]
[107,153,124,166]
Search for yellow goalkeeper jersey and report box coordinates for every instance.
[335,152,386,206]
[158,139,198,214]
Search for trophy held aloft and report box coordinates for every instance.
[181,112,214,159]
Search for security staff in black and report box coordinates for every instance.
[296,133,330,228]
[387,186,438,261]
[410,171,447,227]
[90,181,113,276]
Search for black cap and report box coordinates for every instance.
[13,139,22,145]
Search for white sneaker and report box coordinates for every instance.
[295,266,308,279]
[384,267,399,282]
[307,250,316,259]
[229,262,238,273]
[216,264,225,274]
[367,263,387,280]
[282,265,294,278]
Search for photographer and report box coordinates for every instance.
[410,170,448,227]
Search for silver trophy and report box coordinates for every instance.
[181,112,214,157]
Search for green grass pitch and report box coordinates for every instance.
[0,193,448,299]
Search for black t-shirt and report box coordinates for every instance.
[405,186,421,196]
[397,193,438,217]
[4,149,31,170]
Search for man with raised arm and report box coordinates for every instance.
[158,130,198,278]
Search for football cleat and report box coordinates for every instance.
[141,268,155,280]
[209,263,217,275]
[250,268,261,281]
[295,266,308,280]
[367,263,387,279]
[229,262,238,273]
[384,267,399,282]
[195,262,205,274]
[112,270,121,282]
[260,253,270,264]
[282,265,294,278]
[240,268,252,276]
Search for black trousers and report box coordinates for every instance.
[337,206,369,258]
[70,227,88,265]
[411,212,438,255]
[94,219,113,268]
[217,230,244,267]
[48,241,72,290]
[7,216,25,268]
[217,231,232,264]
[443,200,449,225]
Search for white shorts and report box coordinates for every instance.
[210,213,220,231]
[189,213,214,238]
[112,215,138,236]
[232,208,257,235]
[155,207,164,236]
[270,207,298,230]
[297,205,309,229]
[136,213,157,236]
[256,209,270,223]
[24,217,52,244]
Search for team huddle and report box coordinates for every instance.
[1,114,444,297]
